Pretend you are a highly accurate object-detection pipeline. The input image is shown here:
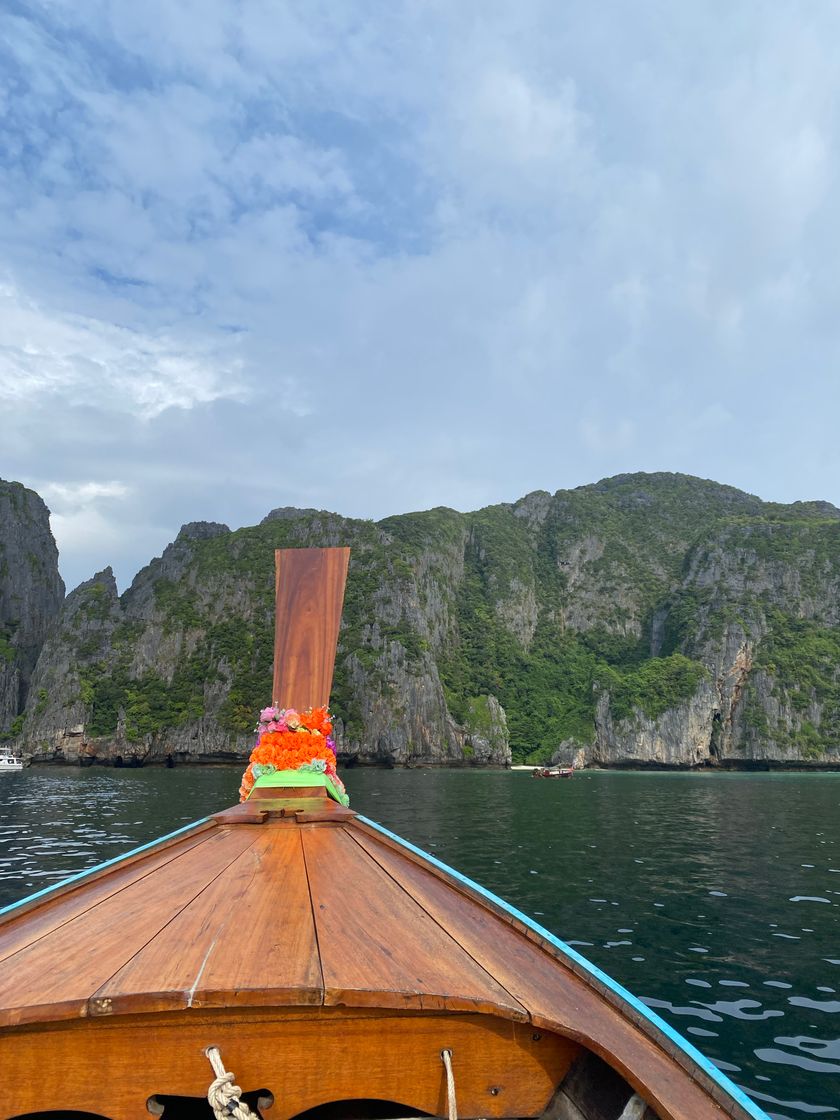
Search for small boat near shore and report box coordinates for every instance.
[0,746,24,772]
[0,548,769,1120]
[531,767,574,779]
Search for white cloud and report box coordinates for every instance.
[0,281,246,418]
[36,480,136,587]
[457,68,586,168]
[3,1,840,590]
[40,481,130,510]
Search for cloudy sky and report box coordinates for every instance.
[3,1,840,591]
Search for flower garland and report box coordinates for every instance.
[238,704,348,804]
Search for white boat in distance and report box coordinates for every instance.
[0,747,24,772]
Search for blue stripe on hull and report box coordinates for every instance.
[0,816,210,917]
[357,814,771,1120]
[0,808,771,1119]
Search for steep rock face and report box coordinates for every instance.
[589,514,840,769]
[590,679,720,767]
[341,646,484,766]
[13,472,840,769]
[0,481,64,733]
[22,569,122,760]
[16,508,510,766]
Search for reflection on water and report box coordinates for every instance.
[0,768,229,893]
[1,766,839,1119]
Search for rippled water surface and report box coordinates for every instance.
[2,767,839,1120]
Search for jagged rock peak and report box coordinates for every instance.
[512,490,552,526]
[788,499,840,518]
[176,521,231,542]
[0,478,51,515]
[261,506,326,523]
[69,567,119,599]
[12,470,840,771]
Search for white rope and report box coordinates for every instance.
[204,1046,256,1120]
[203,1043,469,1120]
[441,1049,457,1120]
[382,1050,466,1120]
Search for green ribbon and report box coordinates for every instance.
[249,769,349,806]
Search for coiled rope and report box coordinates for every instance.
[204,1046,256,1120]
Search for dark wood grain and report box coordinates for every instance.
[302,824,528,1019]
[0,825,213,965]
[91,828,322,1015]
[0,1009,575,1120]
[272,546,350,710]
[191,827,323,1008]
[0,828,259,1028]
[349,824,740,1120]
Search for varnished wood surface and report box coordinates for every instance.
[303,824,527,1019]
[1,1008,576,1120]
[0,808,753,1120]
[93,829,322,1015]
[272,546,350,710]
[349,826,737,1120]
[0,822,213,949]
[0,828,259,1028]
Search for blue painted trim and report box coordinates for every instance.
[0,816,210,918]
[357,815,771,1120]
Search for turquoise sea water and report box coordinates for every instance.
[1,766,839,1120]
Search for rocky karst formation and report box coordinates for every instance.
[0,480,64,734]
[7,472,840,769]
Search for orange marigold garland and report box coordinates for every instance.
[238,704,348,805]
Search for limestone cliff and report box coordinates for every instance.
[18,508,509,766]
[12,472,840,769]
[0,480,64,734]
[558,499,840,769]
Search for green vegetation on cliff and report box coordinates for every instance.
[15,472,840,766]
[436,497,711,760]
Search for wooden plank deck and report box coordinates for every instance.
[303,824,528,1018]
[93,828,322,1015]
[0,806,749,1119]
[0,827,259,1028]
[0,544,755,1120]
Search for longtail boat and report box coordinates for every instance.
[0,548,769,1120]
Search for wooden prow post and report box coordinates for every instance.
[272,547,351,711]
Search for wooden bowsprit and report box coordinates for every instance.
[239,546,352,807]
[272,546,350,711]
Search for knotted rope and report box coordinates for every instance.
[203,1044,466,1120]
[204,1046,256,1120]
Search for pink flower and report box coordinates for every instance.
[266,720,284,733]
[260,706,277,723]
[285,709,300,729]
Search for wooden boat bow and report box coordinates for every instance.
[0,548,769,1120]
